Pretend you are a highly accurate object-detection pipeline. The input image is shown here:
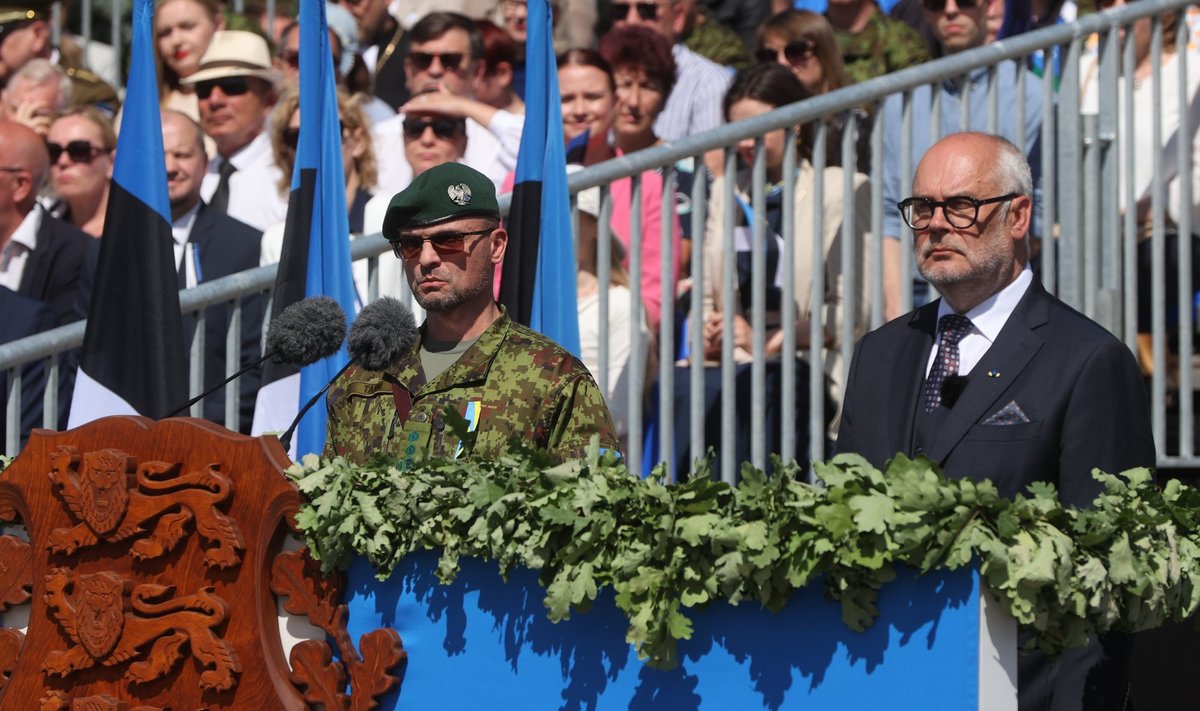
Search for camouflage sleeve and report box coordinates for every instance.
[545,371,622,462]
[883,21,931,74]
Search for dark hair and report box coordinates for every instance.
[723,62,817,163]
[409,12,484,60]
[757,10,848,94]
[557,47,615,92]
[597,25,676,100]
[476,19,517,76]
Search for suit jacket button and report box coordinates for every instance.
[914,446,924,454]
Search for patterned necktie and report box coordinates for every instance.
[208,159,237,214]
[924,314,974,413]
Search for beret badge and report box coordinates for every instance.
[447,183,472,206]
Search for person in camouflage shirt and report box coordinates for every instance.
[826,0,930,85]
[324,162,620,466]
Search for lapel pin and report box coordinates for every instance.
[986,370,1001,378]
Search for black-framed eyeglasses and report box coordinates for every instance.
[897,193,1020,230]
[406,52,465,72]
[195,76,253,100]
[755,39,818,66]
[390,227,494,260]
[610,1,659,21]
[46,140,107,164]
[402,117,465,140]
[920,0,981,11]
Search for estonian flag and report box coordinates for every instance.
[498,0,580,355]
[251,0,356,457]
[67,0,187,427]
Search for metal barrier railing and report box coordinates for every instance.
[5,0,1198,475]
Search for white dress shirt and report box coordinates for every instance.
[0,205,44,292]
[926,266,1034,377]
[172,203,201,289]
[200,132,289,233]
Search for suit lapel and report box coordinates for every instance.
[925,283,1049,463]
[890,304,939,454]
[17,209,51,299]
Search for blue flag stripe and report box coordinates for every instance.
[506,0,580,355]
[257,0,356,456]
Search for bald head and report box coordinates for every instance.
[161,109,206,154]
[0,120,48,201]
[909,131,1034,313]
[161,109,209,219]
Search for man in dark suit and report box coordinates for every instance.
[0,285,53,450]
[162,110,264,432]
[0,121,88,328]
[837,132,1154,711]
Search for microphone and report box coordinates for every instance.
[278,297,419,452]
[941,375,969,409]
[166,296,347,418]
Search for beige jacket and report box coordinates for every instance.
[700,160,872,398]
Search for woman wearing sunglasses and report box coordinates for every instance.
[756,10,870,174]
[268,86,378,236]
[45,107,115,238]
[260,87,382,285]
[756,10,848,96]
[676,62,872,471]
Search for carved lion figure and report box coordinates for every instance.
[47,446,244,569]
[42,567,241,692]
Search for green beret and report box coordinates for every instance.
[382,162,499,238]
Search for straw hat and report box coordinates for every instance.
[181,30,279,86]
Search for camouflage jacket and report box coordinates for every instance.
[323,310,620,467]
[685,11,752,71]
[832,11,930,86]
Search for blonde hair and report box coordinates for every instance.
[268,86,378,196]
[51,106,117,150]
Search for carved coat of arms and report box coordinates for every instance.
[0,417,404,710]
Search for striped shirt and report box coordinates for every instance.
[653,43,734,144]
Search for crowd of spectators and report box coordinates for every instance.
[0,0,1193,465]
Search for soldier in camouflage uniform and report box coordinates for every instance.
[826,0,930,85]
[324,162,620,467]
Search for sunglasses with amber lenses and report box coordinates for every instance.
[390,227,494,260]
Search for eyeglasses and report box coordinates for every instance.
[755,40,818,66]
[46,140,107,164]
[407,52,465,72]
[390,227,494,260]
[920,0,981,12]
[897,193,1020,230]
[283,122,347,150]
[610,1,659,21]
[195,76,253,100]
[402,116,465,140]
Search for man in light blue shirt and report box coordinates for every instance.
[879,0,1044,320]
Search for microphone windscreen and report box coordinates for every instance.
[348,297,419,371]
[265,296,348,366]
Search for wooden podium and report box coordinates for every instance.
[0,417,403,710]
